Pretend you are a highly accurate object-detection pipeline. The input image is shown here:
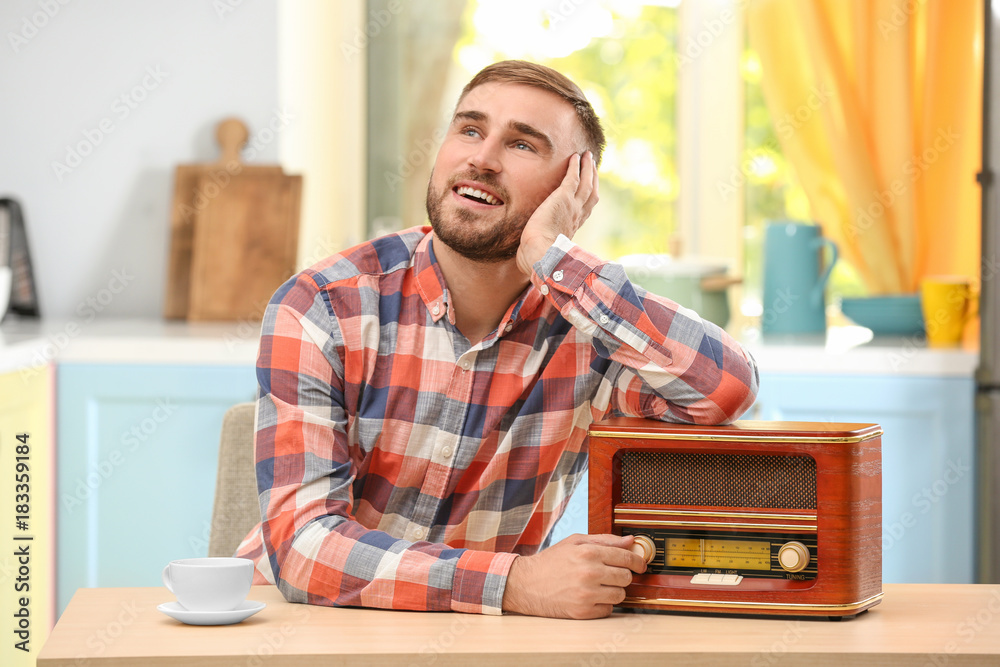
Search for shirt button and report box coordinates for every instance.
[440,445,453,459]
[461,360,471,371]
[412,526,427,541]
[432,305,440,316]
[540,285,549,295]
[553,270,564,282]
[600,314,610,324]
[504,323,513,333]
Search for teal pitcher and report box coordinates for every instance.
[762,221,838,335]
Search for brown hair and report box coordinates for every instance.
[459,60,606,166]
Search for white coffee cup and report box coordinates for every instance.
[161,557,254,611]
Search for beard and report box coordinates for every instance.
[425,170,531,263]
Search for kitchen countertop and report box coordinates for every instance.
[742,325,979,377]
[0,316,259,373]
[0,317,979,377]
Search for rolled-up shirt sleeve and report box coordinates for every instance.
[530,234,759,424]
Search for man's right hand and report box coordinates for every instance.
[501,533,646,619]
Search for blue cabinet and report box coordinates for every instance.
[550,372,976,585]
[753,372,975,584]
[57,363,257,614]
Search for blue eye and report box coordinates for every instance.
[514,141,533,151]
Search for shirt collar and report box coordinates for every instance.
[413,228,547,333]
[413,229,451,324]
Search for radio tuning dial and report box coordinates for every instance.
[778,541,810,573]
[630,535,656,564]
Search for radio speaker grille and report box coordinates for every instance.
[619,452,817,509]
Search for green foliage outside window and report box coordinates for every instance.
[453,1,680,260]
[452,1,864,304]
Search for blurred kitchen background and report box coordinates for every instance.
[1,0,997,643]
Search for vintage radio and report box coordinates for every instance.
[588,418,883,619]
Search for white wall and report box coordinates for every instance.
[0,0,280,318]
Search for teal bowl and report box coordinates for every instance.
[839,295,924,335]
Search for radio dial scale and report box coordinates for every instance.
[623,528,818,579]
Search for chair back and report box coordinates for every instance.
[208,402,260,557]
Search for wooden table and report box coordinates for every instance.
[37,584,1000,666]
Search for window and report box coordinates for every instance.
[364,0,850,329]
[742,47,868,314]
[451,0,682,260]
[367,0,683,262]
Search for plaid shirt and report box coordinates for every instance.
[235,226,758,614]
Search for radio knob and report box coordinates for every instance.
[778,541,810,573]
[630,535,656,564]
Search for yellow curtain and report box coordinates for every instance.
[747,0,982,294]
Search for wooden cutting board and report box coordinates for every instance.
[165,118,301,321]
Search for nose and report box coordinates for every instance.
[468,136,502,173]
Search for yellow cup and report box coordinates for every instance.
[919,276,977,347]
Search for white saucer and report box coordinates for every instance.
[157,599,266,625]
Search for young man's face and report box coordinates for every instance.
[426,82,586,263]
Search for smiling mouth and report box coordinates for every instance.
[454,185,503,206]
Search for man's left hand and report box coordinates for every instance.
[515,151,600,277]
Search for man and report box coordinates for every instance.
[235,60,759,619]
